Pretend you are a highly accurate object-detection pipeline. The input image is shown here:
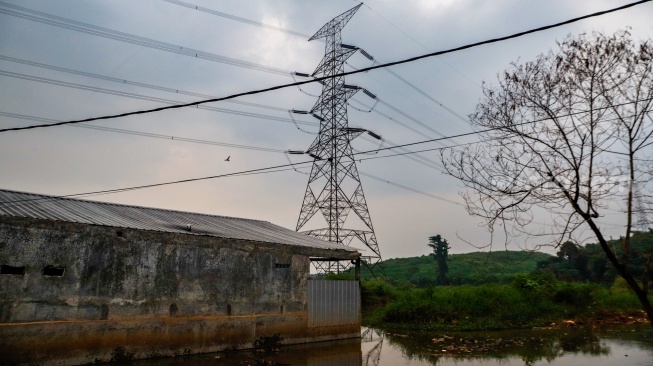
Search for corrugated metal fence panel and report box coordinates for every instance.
[308,280,360,328]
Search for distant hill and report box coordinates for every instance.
[362,251,554,286]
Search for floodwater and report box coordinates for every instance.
[121,325,653,366]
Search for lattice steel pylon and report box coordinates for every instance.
[295,4,383,275]
[634,181,649,231]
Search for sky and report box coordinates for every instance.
[1,0,652,260]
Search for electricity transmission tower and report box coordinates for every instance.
[293,4,383,274]
[634,181,649,231]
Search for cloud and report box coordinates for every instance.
[1,0,651,260]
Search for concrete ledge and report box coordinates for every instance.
[0,313,360,365]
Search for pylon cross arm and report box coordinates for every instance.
[308,4,362,41]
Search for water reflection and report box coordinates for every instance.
[385,328,611,365]
[361,328,383,366]
[123,326,653,366]
[381,325,653,366]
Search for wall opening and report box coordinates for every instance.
[275,263,290,269]
[0,264,25,275]
[42,265,65,277]
[280,305,284,314]
[100,304,109,320]
[169,303,178,317]
[227,304,232,316]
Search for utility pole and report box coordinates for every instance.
[293,5,383,274]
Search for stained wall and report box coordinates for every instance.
[0,217,360,364]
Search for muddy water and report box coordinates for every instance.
[121,325,653,365]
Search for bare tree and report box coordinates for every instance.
[442,30,653,325]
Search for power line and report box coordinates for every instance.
[358,1,480,88]
[160,0,472,128]
[284,165,463,207]
[0,108,448,172]
[3,92,652,166]
[160,0,311,39]
[0,1,296,76]
[0,55,290,113]
[0,162,462,210]
[349,98,433,139]
[358,96,653,157]
[1,161,314,204]
[161,0,475,133]
[0,69,317,127]
[360,135,446,171]
[359,171,463,206]
[0,111,287,153]
[0,0,649,134]
[376,99,450,139]
[1,108,448,171]
[0,165,307,207]
[383,68,472,126]
[346,57,472,129]
[162,0,471,132]
[3,98,652,206]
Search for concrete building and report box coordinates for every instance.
[0,189,361,365]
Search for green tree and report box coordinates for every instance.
[442,30,653,325]
[428,235,451,285]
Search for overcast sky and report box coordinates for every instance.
[1,0,652,259]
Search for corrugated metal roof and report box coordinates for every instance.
[0,189,358,254]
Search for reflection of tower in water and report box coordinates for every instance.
[361,328,384,366]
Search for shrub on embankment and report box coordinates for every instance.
[362,275,649,331]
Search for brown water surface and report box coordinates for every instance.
[117,325,653,365]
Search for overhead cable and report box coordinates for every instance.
[359,171,463,206]
[359,1,480,88]
[0,0,649,133]
[0,70,317,127]
[346,59,471,130]
[0,2,295,76]
[0,55,289,112]
[3,100,652,206]
[160,0,311,39]
[159,0,472,130]
[0,111,286,153]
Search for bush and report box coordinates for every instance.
[593,277,646,312]
[552,283,593,308]
[361,279,397,306]
[375,284,559,330]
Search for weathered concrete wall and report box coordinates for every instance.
[0,216,310,322]
[0,217,360,364]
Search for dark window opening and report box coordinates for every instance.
[116,230,123,237]
[42,265,65,277]
[1,264,25,275]
[280,305,284,314]
[100,304,109,320]
[169,303,178,317]
[227,304,232,316]
[275,263,290,269]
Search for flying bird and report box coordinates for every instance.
[225,156,230,162]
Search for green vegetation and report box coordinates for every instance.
[359,250,553,287]
[537,231,653,285]
[361,274,648,331]
[347,232,653,331]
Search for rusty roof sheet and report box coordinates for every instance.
[0,189,358,254]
